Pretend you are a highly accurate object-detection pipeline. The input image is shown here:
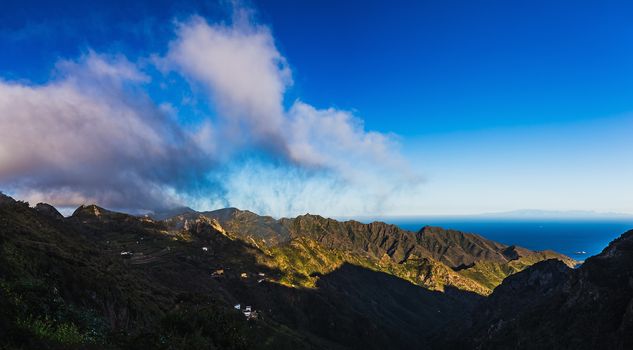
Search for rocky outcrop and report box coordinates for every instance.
[34,202,64,220]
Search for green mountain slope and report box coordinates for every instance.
[193,210,576,294]
[0,193,578,349]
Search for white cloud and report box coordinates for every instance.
[56,50,150,84]
[287,101,409,176]
[160,15,422,216]
[0,52,215,209]
[0,8,422,217]
[163,15,291,151]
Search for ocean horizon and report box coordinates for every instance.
[356,217,633,261]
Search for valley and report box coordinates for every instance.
[3,192,617,349]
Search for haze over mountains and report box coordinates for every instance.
[2,192,632,349]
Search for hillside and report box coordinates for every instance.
[199,209,576,294]
[443,229,633,349]
[0,193,579,349]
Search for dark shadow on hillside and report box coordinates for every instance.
[73,208,486,349]
[229,262,484,350]
[0,198,488,350]
[67,208,489,349]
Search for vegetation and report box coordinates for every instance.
[0,193,579,349]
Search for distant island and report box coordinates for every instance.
[478,209,633,219]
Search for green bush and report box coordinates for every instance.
[17,316,84,345]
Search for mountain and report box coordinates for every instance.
[0,195,316,349]
[444,229,633,349]
[0,193,584,349]
[198,210,575,293]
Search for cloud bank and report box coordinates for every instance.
[0,8,421,217]
[0,52,216,209]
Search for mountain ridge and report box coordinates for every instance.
[0,193,592,349]
[158,206,576,294]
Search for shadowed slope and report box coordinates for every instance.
[161,208,575,294]
[0,193,590,349]
[448,229,633,350]
[0,194,484,349]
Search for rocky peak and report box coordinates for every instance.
[70,204,128,223]
[34,203,64,220]
[72,204,104,218]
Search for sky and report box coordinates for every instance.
[0,0,632,217]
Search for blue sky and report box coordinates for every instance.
[0,0,632,216]
[257,0,633,133]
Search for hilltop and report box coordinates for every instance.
[0,193,588,349]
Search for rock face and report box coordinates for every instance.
[451,229,633,350]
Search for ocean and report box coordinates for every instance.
[369,217,633,261]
